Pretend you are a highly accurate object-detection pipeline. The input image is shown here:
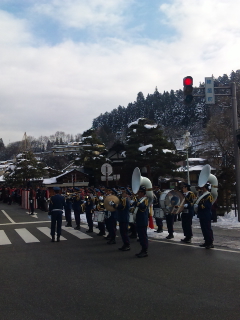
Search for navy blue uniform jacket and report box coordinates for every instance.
[134,198,149,227]
[197,193,213,219]
[117,197,130,223]
[49,194,65,213]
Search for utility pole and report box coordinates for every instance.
[231,83,240,222]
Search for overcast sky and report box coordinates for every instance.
[0,0,239,145]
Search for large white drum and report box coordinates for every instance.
[159,190,184,214]
[153,208,164,219]
[93,212,105,222]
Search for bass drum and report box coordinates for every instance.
[159,190,184,214]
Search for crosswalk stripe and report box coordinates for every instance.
[37,227,67,241]
[0,230,11,245]
[15,228,40,243]
[62,226,92,239]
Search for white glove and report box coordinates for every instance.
[184,204,188,208]
[48,215,51,219]
[84,201,86,203]
[109,201,115,206]
[194,204,198,209]
[130,200,134,204]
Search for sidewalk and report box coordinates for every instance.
[148,211,240,251]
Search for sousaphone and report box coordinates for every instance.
[104,195,120,212]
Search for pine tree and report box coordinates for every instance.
[124,118,183,184]
[4,151,47,187]
[75,129,109,183]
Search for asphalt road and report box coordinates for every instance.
[0,203,240,320]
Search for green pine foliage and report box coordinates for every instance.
[4,151,47,187]
[124,118,183,183]
[75,129,109,180]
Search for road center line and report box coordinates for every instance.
[1,210,15,223]
[0,221,51,226]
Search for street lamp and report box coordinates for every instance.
[183,131,191,185]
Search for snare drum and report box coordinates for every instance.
[129,212,136,223]
[153,208,164,219]
[93,212,105,222]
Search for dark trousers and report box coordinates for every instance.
[29,201,34,214]
[155,218,163,229]
[98,222,105,234]
[166,214,174,235]
[119,222,130,246]
[86,211,93,230]
[136,225,148,252]
[65,209,72,225]
[129,222,137,236]
[51,211,63,237]
[74,210,81,226]
[199,218,214,245]
[108,216,116,240]
[181,212,193,239]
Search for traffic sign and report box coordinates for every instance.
[101,163,113,176]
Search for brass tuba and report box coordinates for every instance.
[131,167,153,205]
[198,164,218,203]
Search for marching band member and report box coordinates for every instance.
[85,195,94,233]
[153,186,163,233]
[133,186,149,258]
[195,183,214,249]
[165,196,178,239]
[72,188,84,230]
[111,187,131,251]
[96,196,106,236]
[64,191,72,227]
[48,187,65,242]
[180,183,196,243]
[105,188,117,244]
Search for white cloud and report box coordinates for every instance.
[0,0,240,145]
[32,0,133,29]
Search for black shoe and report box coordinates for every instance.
[97,232,105,236]
[181,238,191,243]
[166,235,174,239]
[137,251,148,258]
[86,229,93,233]
[118,245,130,251]
[30,213,34,215]
[154,229,163,233]
[205,244,214,249]
[107,240,116,244]
[51,237,55,242]
[65,224,72,227]
[199,243,206,247]
[74,226,80,230]
[104,234,111,240]
[57,237,60,242]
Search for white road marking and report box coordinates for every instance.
[1,210,15,223]
[15,228,40,243]
[62,226,92,239]
[26,212,38,219]
[37,227,67,241]
[81,224,101,234]
[149,238,240,254]
[0,221,51,226]
[0,230,11,245]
